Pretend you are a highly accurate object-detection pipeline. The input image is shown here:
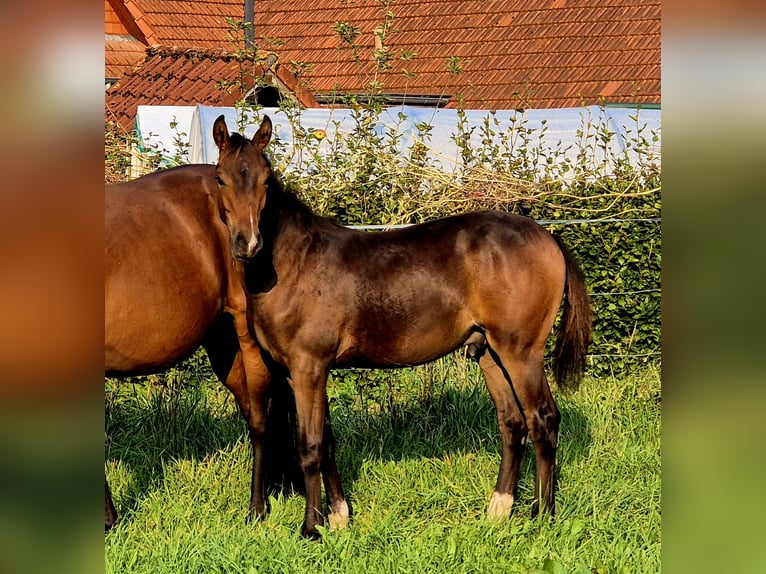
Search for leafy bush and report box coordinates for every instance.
[265,101,661,378]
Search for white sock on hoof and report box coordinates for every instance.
[328,500,350,530]
[487,491,514,520]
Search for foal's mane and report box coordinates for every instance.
[219,131,252,162]
[263,155,345,233]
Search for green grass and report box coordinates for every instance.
[105,357,660,574]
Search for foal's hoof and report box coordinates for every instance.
[245,508,267,525]
[328,500,350,530]
[487,491,514,520]
[300,524,322,541]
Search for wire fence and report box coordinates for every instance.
[349,217,661,363]
[347,217,661,231]
[589,289,660,297]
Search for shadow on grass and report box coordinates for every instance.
[105,378,248,514]
[330,383,592,500]
[105,374,592,519]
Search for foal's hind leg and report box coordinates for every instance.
[490,346,560,517]
[478,353,527,520]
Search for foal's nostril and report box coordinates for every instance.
[233,231,261,259]
[249,234,262,255]
[234,232,250,257]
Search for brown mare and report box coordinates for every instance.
[105,158,302,531]
[214,115,592,539]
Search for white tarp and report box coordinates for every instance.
[134,105,196,161]
[133,103,660,176]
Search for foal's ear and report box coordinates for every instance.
[212,115,230,150]
[252,115,272,152]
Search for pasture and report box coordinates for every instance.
[105,354,660,574]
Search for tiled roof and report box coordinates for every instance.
[105,0,157,81]
[105,0,660,120]
[105,0,244,87]
[105,0,129,35]
[105,34,147,80]
[105,46,317,130]
[131,0,243,48]
[107,0,158,45]
[252,0,661,109]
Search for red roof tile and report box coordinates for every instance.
[251,0,660,109]
[105,46,317,130]
[105,35,147,80]
[130,0,243,48]
[105,0,659,113]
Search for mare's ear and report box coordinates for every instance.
[212,115,230,150]
[253,115,272,152]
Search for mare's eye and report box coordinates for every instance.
[216,175,225,186]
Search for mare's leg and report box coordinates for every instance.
[105,477,117,531]
[478,352,528,520]
[264,378,305,495]
[290,362,329,539]
[203,316,272,522]
[243,371,272,523]
[486,339,560,517]
[321,401,350,529]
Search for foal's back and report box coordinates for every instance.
[365,212,560,350]
[105,165,228,374]
[275,210,565,367]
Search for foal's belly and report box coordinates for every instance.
[336,307,471,368]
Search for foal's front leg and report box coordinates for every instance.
[322,402,350,529]
[264,379,305,495]
[291,366,330,539]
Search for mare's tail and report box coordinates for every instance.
[551,234,592,390]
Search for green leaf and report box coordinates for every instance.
[543,558,569,574]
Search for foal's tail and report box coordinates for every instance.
[552,234,592,390]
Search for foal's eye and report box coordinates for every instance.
[216,175,225,186]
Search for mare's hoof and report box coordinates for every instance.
[105,518,118,533]
[530,502,555,519]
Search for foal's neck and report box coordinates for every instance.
[269,181,343,240]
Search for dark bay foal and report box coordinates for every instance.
[213,115,592,538]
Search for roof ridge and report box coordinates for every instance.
[118,0,158,45]
[146,45,241,60]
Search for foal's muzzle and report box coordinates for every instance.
[232,231,262,260]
